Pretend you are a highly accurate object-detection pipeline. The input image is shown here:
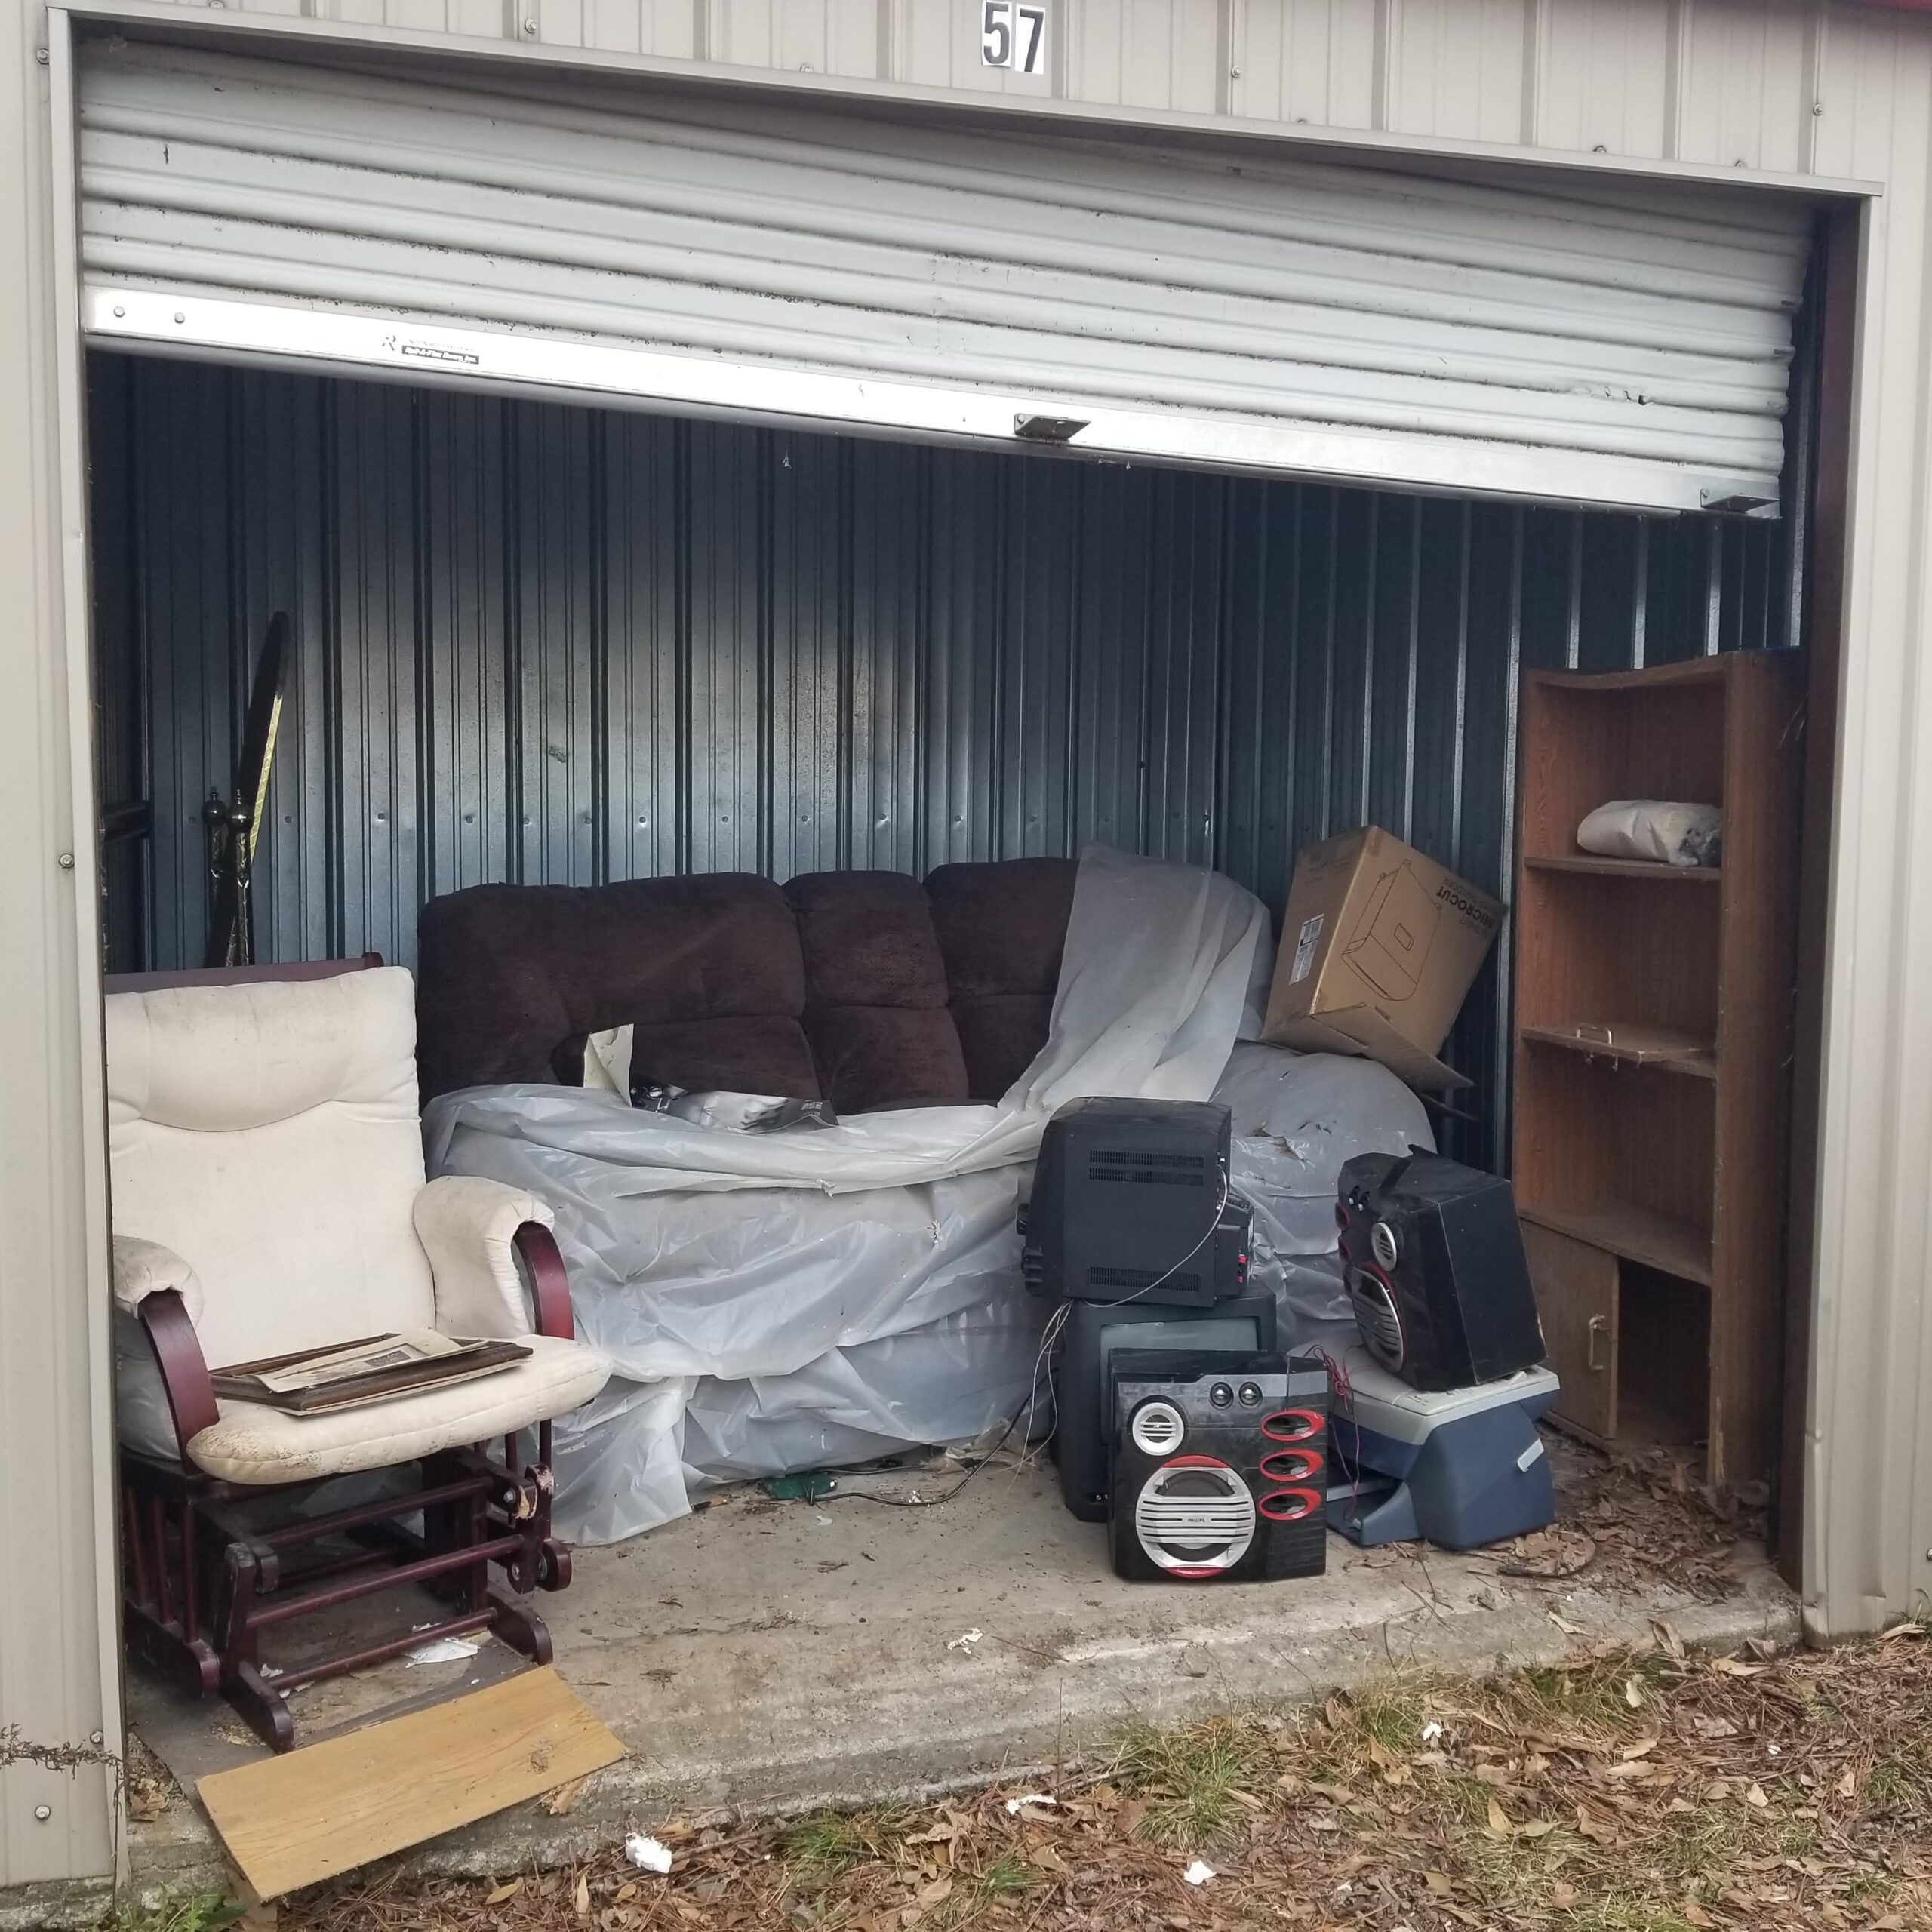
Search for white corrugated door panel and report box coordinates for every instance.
[75,42,1814,513]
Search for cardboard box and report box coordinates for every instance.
[1261,826,1502,1088]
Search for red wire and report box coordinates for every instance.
[1316,1347,1361,1520]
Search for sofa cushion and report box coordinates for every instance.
[926,859,1080,1001]
[949,994,1057,1105]
[786,871,952,1008]
[927,859,1079,1100]
[629,1016,823,1100]
[419,875,807,1100]
[787,870,970,1112]
[804,1007,971,1114]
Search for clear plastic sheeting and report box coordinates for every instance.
[547,1171,1039,1543]
[1214,1044,1435,1327]
[424,847,1269,1543]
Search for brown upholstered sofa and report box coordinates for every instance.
[417,860,1081,1111]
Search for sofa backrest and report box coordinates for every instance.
[417,873,816,1103]
[928,859,1081,1101]
[105,964,438,1368]
[416,859,1080,1109]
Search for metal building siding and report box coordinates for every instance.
[131,0,1841,178]
[89,350,1797,1171]
[0,6,120,1897]
[1806,17,1932,1642]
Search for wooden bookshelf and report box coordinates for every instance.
[1511,654,1803,1490]
[1522,854,1722,884]
[1518,1023,1716,1079]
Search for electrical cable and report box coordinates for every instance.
[770,1162,1236,1511]
[1088,1161,1233,1312]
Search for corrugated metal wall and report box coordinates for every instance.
[87,349,1799,1164]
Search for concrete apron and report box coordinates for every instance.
[122,1455,1798,1905]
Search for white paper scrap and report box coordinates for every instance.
[1004,1793,1056,1815]
[625,1833,674,1875]
[404,1635,482,1666]
[946,1628,983,1651]
[1182,1860,1215,1886]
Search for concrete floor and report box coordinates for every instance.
[124,1441,1799,1903]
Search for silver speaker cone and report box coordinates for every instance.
[1349,1271,1404,1370]
[1130,1400,1186,1456]
[1370,1219,1400,1272]
[1134,1460,1256,1574]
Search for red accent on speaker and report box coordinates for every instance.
[1257,1487,1322,1523]
[1260,1447,1322,1484]
[1262,1408,1324,1442]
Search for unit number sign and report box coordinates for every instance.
[981,2,1047,74]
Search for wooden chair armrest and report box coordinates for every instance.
[511,1222,576,1341]
[138,1288,220,1447]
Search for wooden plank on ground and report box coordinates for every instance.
[195,1666,624,1897]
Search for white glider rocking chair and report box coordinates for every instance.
[106,955,608,1750]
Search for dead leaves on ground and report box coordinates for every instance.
[284,1628,1932,1932]
[1528,1440,1764,1601]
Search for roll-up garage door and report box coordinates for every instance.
[76,41,1813,515]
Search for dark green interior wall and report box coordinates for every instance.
[85,350,1801,1164]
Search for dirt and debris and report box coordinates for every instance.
[125,1736,176,1825]
[1526,1435,1767,1601]
[267,1624,1932,1932]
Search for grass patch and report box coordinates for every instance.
[1115,1715,1270,1849]
[1843,1865,1898,1903]
[1512,1651,1675,1737]
[1644,1800,1749,1881]
[1444,1774,1500,1830]
[969,1851,1034,1904]
[1350,1683,1431,1755]
[1866,1746,1932,1814]
[1562,1899,1703,1932]
[94,1894,240,1932]
[780,1808,894,1878]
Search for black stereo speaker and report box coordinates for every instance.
[1336,1151,1545,1392]
[1021,1098,1250,1308]
[1107,1351,1329,1584]
[1053,1291,1279,1522]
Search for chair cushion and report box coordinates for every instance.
[180,1336,609,1484]
[106,968,436,1369]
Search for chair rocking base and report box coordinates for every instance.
[120,1429,571,1752]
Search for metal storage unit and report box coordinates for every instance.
[12,0,1932,1896]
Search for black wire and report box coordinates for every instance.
[820,1394,1032,1508]
[774,1162,1234,1511]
